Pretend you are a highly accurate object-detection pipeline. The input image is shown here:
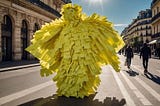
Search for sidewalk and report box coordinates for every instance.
[0,60,39,72]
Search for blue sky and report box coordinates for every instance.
[71,0,152,34]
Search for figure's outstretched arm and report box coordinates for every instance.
[31,19,65,44]
[85,13,124,51]
[84,14,125,71]
[25,19,65,76]
[26,19,64,58]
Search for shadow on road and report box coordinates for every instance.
[124,69,139,77]
[19,94,126,106]
[144,72,160,85]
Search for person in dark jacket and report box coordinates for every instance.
[125,45,134,69]
[157,47,160,59]
[140,43,151,74]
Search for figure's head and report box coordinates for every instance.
[143,43,147,47]
[61,4,82,21]
[127,45,131,48]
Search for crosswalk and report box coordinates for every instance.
[0,57,160,106]
[111,66,136,106]
[103,55,160,106]
[120,70,151,105]
[101,64,160,106]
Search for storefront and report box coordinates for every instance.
[148,38,160,56]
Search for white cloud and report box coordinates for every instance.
[114,24,128,27]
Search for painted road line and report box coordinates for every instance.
[120,72,152,105]
[110,67,136,106]
[134,65,141,68]
[132,65,143,74]
[132,65,160,102]
[135,77,160,102]
[0,81,53,105]
[133,65,160,74]
[0,66,40,80]
[0,63,40,72]
[156,70,160,74]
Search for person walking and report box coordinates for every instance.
[157,47,160,59]
[140,43,151,74]
[125,45,134,69]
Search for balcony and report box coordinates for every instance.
[152,32,160,38]
[145,34,152,37]
[26,0,61,17]
[151,12,160,23]
[137,20,151,26]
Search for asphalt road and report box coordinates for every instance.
[0,55,160,106]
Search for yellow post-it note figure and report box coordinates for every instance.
[26,3,125,98]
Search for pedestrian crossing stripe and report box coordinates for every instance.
[110,66,136,106]
[135,77,160,102]
[132,65,160,102]
[156,70,160,74]
[120,71,152,105]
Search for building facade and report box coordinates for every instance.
[151,0,160,47]
[122,9,152,52]
[0,0,71,62]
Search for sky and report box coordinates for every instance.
[71,0,152,34]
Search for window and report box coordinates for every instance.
[146,30,148,35]
[154,26,156,34]
[21,20,28,60]
[154,9,156,15]
[2,15,12,61]
[4,16,7,24]
[34,23,39,32]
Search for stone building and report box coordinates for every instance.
[122,9,152,52]
[0,0,71,62]
[150,0,160,50]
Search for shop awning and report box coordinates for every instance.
[148,40,157,44]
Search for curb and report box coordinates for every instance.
[0,64,40,72]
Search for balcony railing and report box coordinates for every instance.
[137,20,151,26]
[145,34,152,37]
[152,32,160,38]
[127,20,151,32]
[26,0,61,17]
[152,12,160,22]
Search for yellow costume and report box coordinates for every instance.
[26,4,124,98]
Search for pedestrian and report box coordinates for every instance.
[157,47,160,59]
[125,45,134,69]
[140,43,151,74]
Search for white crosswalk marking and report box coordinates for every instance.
[0,81,54,105]
[110,66,136,106]
[156,70,160,74]
[132,65,143,73]
[133,65,160,74]
[135,77,160,102]
[120,72,152,105]
[132,65,160,102]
